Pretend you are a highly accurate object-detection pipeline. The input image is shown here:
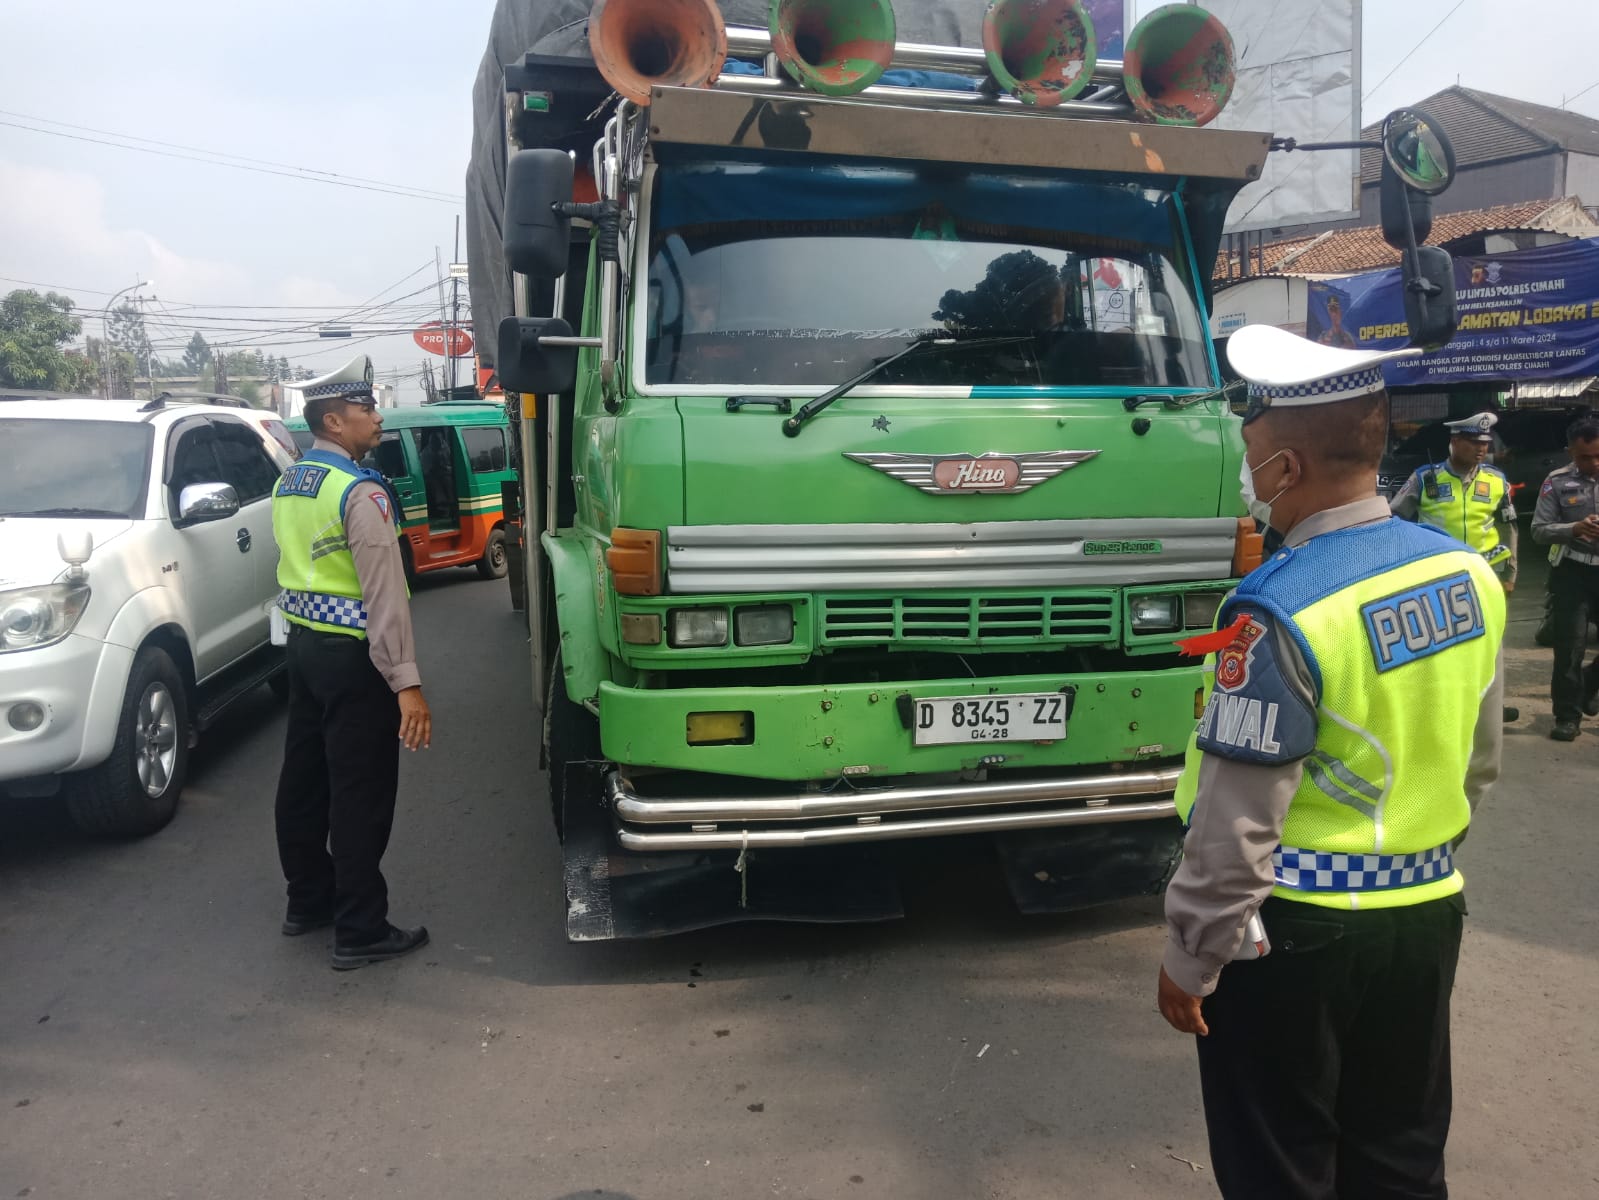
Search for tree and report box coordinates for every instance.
[0,289,97,392]
[106,301,152,363]
[182,331,213,374]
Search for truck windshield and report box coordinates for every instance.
[0,420,153,519]
[642,159,1213,392]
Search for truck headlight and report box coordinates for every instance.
[669,608,729,648]
[734,604,794,647]
[0,583,91,653]
[1129,594,1181,633]
[1183,592,1226,630]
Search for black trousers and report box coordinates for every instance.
[1549,560,1599,723]
[274,625,400,944]
[1196,893,1466,1200]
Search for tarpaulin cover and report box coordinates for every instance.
[1306,238,1599,386]
[467,2,1000,370]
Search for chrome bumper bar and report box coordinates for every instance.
[609,768,1181,852]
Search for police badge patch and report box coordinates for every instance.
[1215,615,1268,692]
[370,491,392,521]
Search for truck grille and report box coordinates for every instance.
[821,592,1117,647]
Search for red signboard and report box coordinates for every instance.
[413,322,474,357]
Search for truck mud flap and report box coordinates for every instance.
[562,776,903,941]
[993,818,1186,915]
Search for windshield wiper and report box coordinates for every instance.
[781,334,1031,438]
[1,507,130,519]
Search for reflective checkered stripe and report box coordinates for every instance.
[1274,843,1453,893]
[279,589,368,632]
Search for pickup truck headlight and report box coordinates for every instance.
[0,583,91,653]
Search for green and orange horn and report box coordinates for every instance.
[588,0,728,108]
[769,0,897,97]
[983,0,1099,107]
[1121,4,1236,127]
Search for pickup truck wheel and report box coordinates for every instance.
[545,649,600,842]
[476,527,508,580]
[66,647,190,837]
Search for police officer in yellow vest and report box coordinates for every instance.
[1390,410,1518,591]
[1157,326,1505,1199]
[272,355,432,970]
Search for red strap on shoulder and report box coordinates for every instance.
[1175,612,1251,658]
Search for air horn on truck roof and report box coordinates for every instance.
[585,0,1236,127]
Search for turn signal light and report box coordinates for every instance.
[1232,517,1264,577]
[607,528,662,596]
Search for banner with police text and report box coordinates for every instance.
[1304,237,1599,385]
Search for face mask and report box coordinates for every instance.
[1240,449,1291,530]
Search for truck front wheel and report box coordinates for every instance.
[544,649,601,842]
[66,647,190,837]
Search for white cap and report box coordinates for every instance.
[1444,411,1498,441]
[301,355,375,403]
[1226,325,1422,423]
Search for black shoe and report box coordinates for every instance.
[1583,694,1599,718]
[1551,721,1581,742]
[281,910,334,937]
[330,924,429,971]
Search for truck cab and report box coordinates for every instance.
[486,4,1272,939]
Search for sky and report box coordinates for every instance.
[3,0,1598,405]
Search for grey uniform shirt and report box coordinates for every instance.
[1162,496,1504,998]
[1390,462,1519,584]
[313,437,420,694]
[1531,463,1599,565]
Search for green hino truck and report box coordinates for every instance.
[469,1,1274,939]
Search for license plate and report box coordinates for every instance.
[911,693,1068,747]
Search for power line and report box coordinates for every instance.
[1564,78,1599,109]
[0,110,460,202]
[0,118,460,205]
[1361,0,1470,105]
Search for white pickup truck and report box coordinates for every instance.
[0,395,300,835]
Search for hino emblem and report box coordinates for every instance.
[843,450,1101,496]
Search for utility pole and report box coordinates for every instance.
[449,215,462,399]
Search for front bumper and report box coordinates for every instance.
[598,665,1205,781]
[610,766,1180,851]
[0,634,132,787]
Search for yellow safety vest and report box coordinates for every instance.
[271,450,390,640]
[1414,462,1513,568]
[1176,517,1505,910]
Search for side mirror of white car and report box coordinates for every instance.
[178,483,241,524]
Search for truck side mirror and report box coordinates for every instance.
[1402,244,1459,351]
[498,316,579,396]
[504,149,575,279]
[1377,108,1459,351]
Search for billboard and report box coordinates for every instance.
[1305,238,1599,385]
[1203,0,1362,232]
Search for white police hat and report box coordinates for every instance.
[1226,325,1422,424]
[301,355,376,403]
[1444,411,1498,441]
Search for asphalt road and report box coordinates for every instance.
[3,569,1596,1200]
